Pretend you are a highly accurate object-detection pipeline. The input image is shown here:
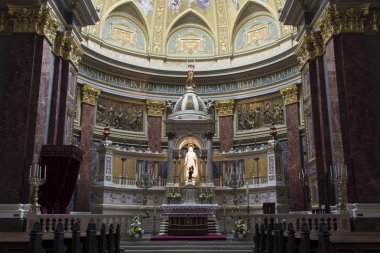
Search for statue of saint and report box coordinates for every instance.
[185,64,196,89]
[184,144,197,182]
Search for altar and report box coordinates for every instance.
[161,204,219,236]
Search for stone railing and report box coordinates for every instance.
[213,176,268,188]
[112,176,167,187]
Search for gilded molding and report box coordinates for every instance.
[7,6,59,45]
[216,99,235,116]
[279,84,299,105]
[317,4,380,45]
[54,31,83,68]
[295,31,324,67]
[82,84,101,106]
[146,100,166,116]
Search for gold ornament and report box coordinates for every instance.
[146,100,166,116]
[295,32,324,67]
[279,84,299,105]
[82,84,101,106]
[216,99,235,116]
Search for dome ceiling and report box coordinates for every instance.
[85,0,293,60]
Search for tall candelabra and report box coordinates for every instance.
[226,169,244,215]
[330,164,348,214]
[29,165,46,214]
[136,171,154,218]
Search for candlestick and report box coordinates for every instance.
[28,164,46,214]
[330,164,348,214]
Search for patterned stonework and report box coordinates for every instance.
[216,99,234,116]
[82,84,101,106]
[317,4,380,45]
[6,6,59,45]
[151,0,165,54]
[279,84,299,105]
[215,0,229,54]
[146,100,166,116]
[55,32,83,68]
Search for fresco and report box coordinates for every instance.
[167,28,214,55]
[102,16,146,51]
[235,16,278,52]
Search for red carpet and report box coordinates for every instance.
[151,234,226,240]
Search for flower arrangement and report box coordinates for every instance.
[198,192,213,203]
[232,218,247,238]
[166,192,182,204]
[129,216,144,238]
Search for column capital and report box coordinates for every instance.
[317,4,380,46]
[215,99,235,116]
[146,100,166,116]
[5,5,59,46]
[295,31,324,67]
[279,84,299,105]
[81,84,101,106]
[55,32,83,69]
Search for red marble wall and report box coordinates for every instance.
[325,34,380,203]
[148,116,162,152]
[285,103,305,211]
[0,34,53,203]
[219,116,233,151]
[76,103,97,211]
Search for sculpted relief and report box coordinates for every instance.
[96,97,143,132]
[167,28,214,56]
[237,97,284,131]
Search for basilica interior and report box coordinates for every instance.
[0,0,380,252]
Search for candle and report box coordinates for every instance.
[330,165,332,178]
[44,166,47,180]
[29,165,32,178]
[345,165,347,177]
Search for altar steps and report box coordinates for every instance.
[120,239,255,253]
[159,219,221,235]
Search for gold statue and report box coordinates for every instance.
[185,64,196,89]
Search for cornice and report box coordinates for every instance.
[80,46,298,85]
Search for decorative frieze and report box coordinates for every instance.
[295,31,324,67]
[237,97,284,131]
[279,84,299,105]
[96,97,144,132]
[317,4,380,45]
[216,99,235,116]
[7,6,59,45]
[146,100,166,116]
[82,84,101,106]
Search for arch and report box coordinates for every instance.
[176,135,205,151]
[232,0,277,37]
[166,9,213,38]
[101,0,150,38]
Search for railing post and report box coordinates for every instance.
[72,222,82,253]
[287,223,295,253]
[273,223,279,253]
[300,222,311,253]
[318,221,331,253]
[99,224,107,253]
[259,223,266,253]
[53,222,65,253]
[278,223,285,253]
[85,223,98,253]
[107,224,114,253]
[265,223,273,253]
[30,222,44,253]
[115,224,121,253]
[254,223,260,253]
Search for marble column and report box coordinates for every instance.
[167,133,175,184]
[76,84,101,211]
[206,133,214,183]
[279,84,305,211]
[216,100,235,152]
[0,33,54,204]
[146,100,165,152]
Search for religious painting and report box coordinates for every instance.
[135,0,154,15]
[96,97,144,132]
[231,0,239,10]
[167,28,214,56]
[236,97,284,132]
[168,0,181,13]
[102,16,146,52]
[196,0,210,11]
[235,16,278,52]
